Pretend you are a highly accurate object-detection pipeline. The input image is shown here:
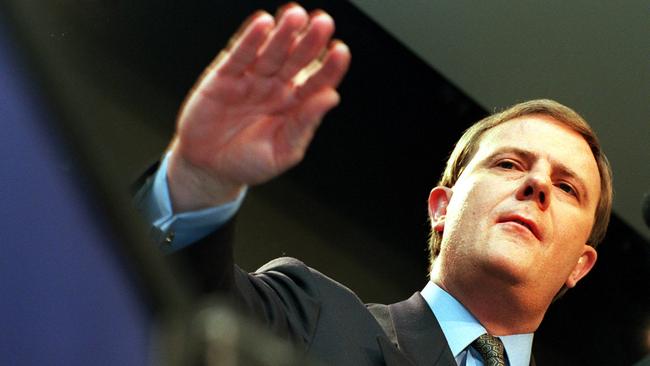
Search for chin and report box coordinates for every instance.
[481,247,533,286]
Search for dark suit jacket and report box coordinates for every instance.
[172,221,459,366]
[169,215,539,366]
[135,169,535,365]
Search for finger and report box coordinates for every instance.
[227,10,269,52]
[295,41,350,100]
[295,88,340,127]
[276,88,341,162]
[277,10,335,81]
[218,12,275,76]
[253,5,309,76]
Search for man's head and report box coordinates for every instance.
[427,99,612,301]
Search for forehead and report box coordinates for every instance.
[477,115,591,160]
[472,115,601,197]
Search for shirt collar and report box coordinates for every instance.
[421,281,534,366]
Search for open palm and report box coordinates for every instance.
[168,6,350,210]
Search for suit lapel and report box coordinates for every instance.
[376,334,415,366]
[388,293,456,366]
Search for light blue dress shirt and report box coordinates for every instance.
[138,153,245,252]
[421,282,533,366]
[141,159,534,365]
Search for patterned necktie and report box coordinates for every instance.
[472,333,506,366]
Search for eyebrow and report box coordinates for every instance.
[484,147,590,202]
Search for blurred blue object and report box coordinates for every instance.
[0,21,152,366]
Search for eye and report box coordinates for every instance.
[496,160,518,170]
[558,182,577,196]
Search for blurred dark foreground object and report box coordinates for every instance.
[0,4,313,365]
[188,300,323,366]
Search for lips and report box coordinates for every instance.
[497,214,542,241]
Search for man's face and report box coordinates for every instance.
[431,115,601,303]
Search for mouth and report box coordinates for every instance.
[497,215,542,241]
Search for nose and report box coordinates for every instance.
[516,172,551,211]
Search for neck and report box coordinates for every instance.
[431,266,550,335]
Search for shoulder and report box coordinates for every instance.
[253,258,393,363]
[253,257,366,304]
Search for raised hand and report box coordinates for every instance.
[166,4,351,211]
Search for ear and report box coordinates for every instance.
[565,245,597,288]
[428,186,453,232]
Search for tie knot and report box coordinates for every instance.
[472,333,506,366]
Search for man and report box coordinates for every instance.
[137,4,613,365]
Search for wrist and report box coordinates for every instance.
[166,151,245,212]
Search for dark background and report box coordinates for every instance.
[4,0,648,364]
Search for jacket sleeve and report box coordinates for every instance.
[170,218,322,348]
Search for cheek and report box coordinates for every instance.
[549,209,594,260]
[446,181,490,233]
[555,205,594,243]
